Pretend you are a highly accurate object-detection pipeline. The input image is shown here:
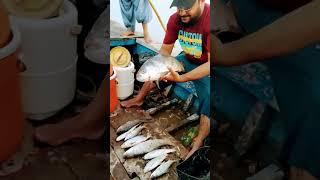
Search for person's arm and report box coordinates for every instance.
[0,1,11,48]
[163,53,211,82]
[214,0,320,66]
[185,114,210,160]
[159,43,174,56]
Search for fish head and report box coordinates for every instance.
[136,66,162,82]
[136,68,149,82]
[136,67,160,82]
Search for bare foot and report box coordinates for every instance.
[34,115,104,146]
[121,30,135,37]
[120,97,143,108]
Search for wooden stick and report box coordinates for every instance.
[146,0,167,32]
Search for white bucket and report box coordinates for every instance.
[21,57,77,120]
[113,61,135,84]
[116,80,134,100]
[9,0,79,74]
[9,0,79,120]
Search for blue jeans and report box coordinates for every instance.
[176,54,211,118]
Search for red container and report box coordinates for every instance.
[0,25,24,162]
[110,65,118,113]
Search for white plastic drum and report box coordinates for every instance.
[116,80,134,100]
[11,0,79,120]
[113,61,135,100]
[113,61,135,84]
[20,57,77,120]
[9,0,79,74]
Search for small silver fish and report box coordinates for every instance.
[116,120,143,133]
[150,160,176,179]
[123,139,174,158]
[124,125,145,141]
[136,54,184,82]
[143,149,176,160]
[116,124,138,142]
[144,154,167,173]
[121,135,150,149]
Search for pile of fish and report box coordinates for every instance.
[116,120,178,179]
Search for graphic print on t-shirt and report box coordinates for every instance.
[178,30,203,59]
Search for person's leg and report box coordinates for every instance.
[142,23,152,43]
[119,0,136,36]
[120,81,155,108]
[134,0,153,43]
[176,54,211,159]
[34,78,107,146]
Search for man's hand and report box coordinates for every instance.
[185,136,203,160]
[184,115,210,160]
[161,67,188,83]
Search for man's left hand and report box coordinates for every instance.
[185,136,203,160]
[161,67,187,82]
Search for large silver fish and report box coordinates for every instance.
[124,125,145,141]
[136,54,185,82]
[123,139,174,158]
[143,148,176,160]
[144,154,167,173]
[116,119,143,133]
[121,135,150,149]
[116,124,139,142]
[150,160,176,179]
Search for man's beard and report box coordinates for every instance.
[178,10,201,27]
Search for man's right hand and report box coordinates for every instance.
[185,136,204,160]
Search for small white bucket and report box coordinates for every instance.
[116,80,134,100]
[113,61,135,84]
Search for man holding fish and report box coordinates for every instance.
[121,0,211,159]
